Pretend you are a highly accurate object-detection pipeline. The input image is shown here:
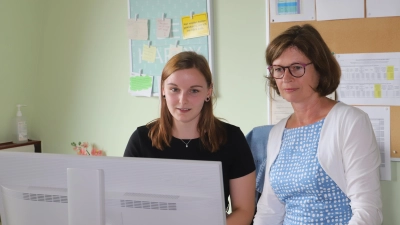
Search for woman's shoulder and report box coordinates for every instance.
[132,125,150,137]
[329,102,368,119]
[219,121,241,133]
[137,124,150,131]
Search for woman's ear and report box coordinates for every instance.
[161,84,165,97]
[208,83,213,96]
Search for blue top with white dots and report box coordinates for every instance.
[270,119,352,225]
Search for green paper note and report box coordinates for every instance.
[130,75,152,91]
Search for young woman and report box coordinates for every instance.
[124,51,256,225]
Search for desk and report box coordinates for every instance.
[0,140,41,153]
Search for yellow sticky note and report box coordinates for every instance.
[374,84,381,98]
[181,12,209,39]
[387,66,394,80]
[142,45,157,63]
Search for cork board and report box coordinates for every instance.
[269,17,400,158]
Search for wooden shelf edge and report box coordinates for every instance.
[0,140,41,152]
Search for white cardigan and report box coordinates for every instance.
[254,102,383,225]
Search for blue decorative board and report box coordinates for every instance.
[128,0,213,95]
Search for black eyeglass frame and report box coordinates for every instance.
[268,62,313,79]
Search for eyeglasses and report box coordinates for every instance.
[268,62,313,79]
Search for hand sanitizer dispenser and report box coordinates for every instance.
[14,104,28,143]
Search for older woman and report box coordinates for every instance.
[254,24,382,225]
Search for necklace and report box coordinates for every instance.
[180,139,192,148]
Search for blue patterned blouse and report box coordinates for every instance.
[270,119,352,225]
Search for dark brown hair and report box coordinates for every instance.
[147,51,226,152]
[266,24,341,96]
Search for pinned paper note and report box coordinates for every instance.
[367,0,400,18]
[277,0,300,15]
[142,44,157,63]
[316,0,364,21]
[181,12,209,39]
[270,0,315,23]
[168,44,183,59]
[127,19,149,40]
[156,18,171,39]
[336,52,400,105]
[129,73,153,97]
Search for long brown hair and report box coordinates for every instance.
[266,24,341,97]
[147,51,226,152]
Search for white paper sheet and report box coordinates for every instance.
[355,106,391,181]
[270,92,335,125]
[336,52,400,106]
[270,93,294,125]
[156,18,171,39]
[168,44,183,58]
[367,0,400,18]
[270,0,315,23]
[127,19,149,40]
[316,0,364,21]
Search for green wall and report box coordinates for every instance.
[0,0,398,224]
[0,0,45,142]
[1,0,268,154]
[381,163,400,224]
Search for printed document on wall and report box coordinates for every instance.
[270,93,294,125]
[316,0,364,21]
[355,106,391,181]
[270,92,335,125]
[269,0,315,23]
[336,52,400,106]
[367,0,400,18]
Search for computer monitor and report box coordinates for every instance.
[0,152,226,225]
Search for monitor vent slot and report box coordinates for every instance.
[120,200,177,211]
[123,192,179,199]
[21,193,68,204]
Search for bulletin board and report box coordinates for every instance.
[268,14,400,158]
[128,0,213,96]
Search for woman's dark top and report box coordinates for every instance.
[124,122,256,208]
